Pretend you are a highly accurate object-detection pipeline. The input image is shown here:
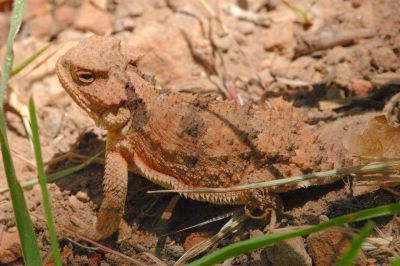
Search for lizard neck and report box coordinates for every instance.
[126,65,158,105]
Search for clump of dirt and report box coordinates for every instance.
[0,0,400,265]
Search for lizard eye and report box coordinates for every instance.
[76,70,95,84]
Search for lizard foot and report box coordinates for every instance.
[79,218,131,242]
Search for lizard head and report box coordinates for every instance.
[56,36,140,130]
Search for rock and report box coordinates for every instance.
[115,2,144,17]
[75,0,113,35]
[266,237,312,266]
[237,21,255,35]
[69,195,84,211]
[76,190,90,202]
[370,46,398,71]
[258,69,274,87]
[113,17,136,33]
[307,228,368,266]
[41,107,63,138]
[54,6,75,30]
[233,31,247,46]
[0,229,22,264]
[269,55,291,76]
[352,0,365,8]
[237,0,267,11]
[249,229,263,239]
[318,215,329,222]
[264,22,295,53]
[183,232,213,251]
[213,35,232,52]
[90,0,108,10]
[349,79,372,96]
[127,17,206,87]
[57,29,86,42]
[23,0,49,21]
[282,56,321,82]
[25,13,55,39]
[166,244,184,258]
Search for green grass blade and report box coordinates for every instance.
[335,221,374,266]
[29,97,62,266]
[0,2,22,101]
[0,0,42,264]
[10,45,49,78]
[189,204,400,266]
[0,127,42,265]
[391,257,400,266]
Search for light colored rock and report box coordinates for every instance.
[90,0,108,10]
[41,107,63,138]
[183,232,213,251]
[54,6,75,30]
[23,0,49,21]
[127,17,206,87]
[370,46,398,71]
[213,35,232,52]
[0,229,22,264]
[115,2,144,17]
[266,237,312,266]
[307,228,368,266]
[25,13,55,39]
[57,29,86,42]
[258,69,274,86]
[76,190,90,202]
[249,229,263,239]
[113,17,136,33]
[237,21,255,35]
[237,0,267,11]
[166,244,184,258]
[69,195,84,211]
[350,79,372,96]
[75,0,113,35]
[264,21,294,53]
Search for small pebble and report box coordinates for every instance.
[250,229,264,239]
[76,190,90,202]
[166,244,184,258]
[115,2,144,17]
[237,21,254,35]
[68,195,84,211]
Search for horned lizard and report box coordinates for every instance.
[56,36,353,239]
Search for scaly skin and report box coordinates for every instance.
[56,36,353,239]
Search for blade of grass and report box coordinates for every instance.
[391,257,400,266]
[189,203,400,266]
[0,0,42,264]
[335,221,374,266]
[149,161,400,194]
[0,127,42,265]
[29,97,61,265]
[10,45,50,78]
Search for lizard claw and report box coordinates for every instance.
[244,205,270,220]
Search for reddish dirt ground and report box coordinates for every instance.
[0,0,399,265]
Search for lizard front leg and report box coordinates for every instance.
[95,150,128,239]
